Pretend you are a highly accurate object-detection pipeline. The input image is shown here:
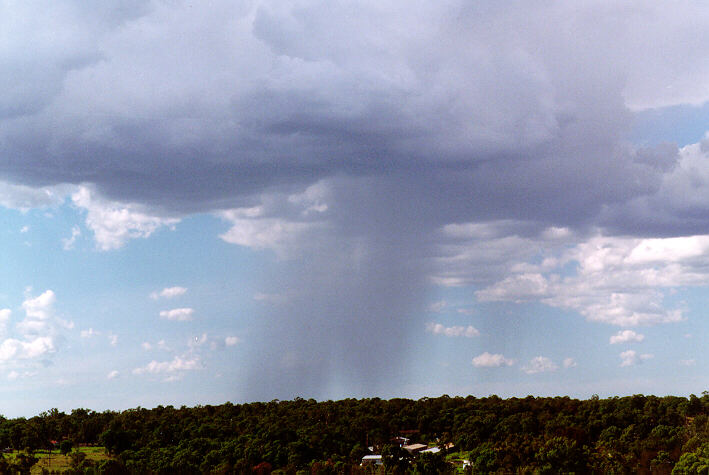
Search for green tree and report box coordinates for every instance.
[60,439,74,456]
[673,442,709,474]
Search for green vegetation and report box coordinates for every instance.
[0,392,707,473]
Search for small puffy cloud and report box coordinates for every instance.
[150,286,187,299]
[7,371,18,381]
[472,352,514,368]
[679,359,696,366]
[563,357,577,368]
[610,330,645,344]
[159,308,194,321]
[225,336,240,346]
[619,350,653,367]
[141,342,152,350]
[132,355,201,376]
[21,290,55,321]
[107,370,119,380]
[20,226,29,233]
[17,290,56,337]
[72,186,179,251]
[108,333,118,346]
[426,322,479,338]
[62,226,81,250]
[0,337,54,362]
[523,356,558,374]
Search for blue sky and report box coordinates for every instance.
[0,1,709,416]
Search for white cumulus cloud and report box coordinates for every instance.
[72,186,179,251]
[619,350,653,367]
[159,308,194,321]
[0,337,54,363]
[132,355,201,375]
[522,356,558,374]
[610,330,645,344]
[472,352,514,368]
[150,286,187,299]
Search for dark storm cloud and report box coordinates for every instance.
[1,0,689,227]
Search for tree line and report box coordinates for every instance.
[2,392,709,473]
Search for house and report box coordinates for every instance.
[391,436,409,447]
[402,443,428,455]
[361,454,383,466]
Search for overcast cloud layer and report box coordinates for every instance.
[1,1,709,406]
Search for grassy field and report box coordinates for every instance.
[4,446,112,474]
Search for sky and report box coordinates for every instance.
[0,1,709,417]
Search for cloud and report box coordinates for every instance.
[0,182,68,211]
[217,188,328,257]
[610,330,645,344]
[679,359,696,366]
[21,290,55,321]
[150,286,187,299]
[563,357,577,369]
[108,333,118,346]
[426,322,479,338]
[0,337,54,363]
[472,232,697,326]
[225,336,240,346]
[1,1,709,399]
[72,187,179,250]
[472,352,514,368]
[619,350,653,367]
[132,355,201,376]
[428,300,447,313]
[159,308,194,321]
[522,356,558,374]
[62,225,81,250]
[17,290,56,337]
[107,370,119,380]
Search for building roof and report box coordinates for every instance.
[403,443,428,453]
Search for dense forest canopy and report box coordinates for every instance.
[3,393,709,473]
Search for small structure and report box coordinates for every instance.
[402,443,427,455]
[391,436,410,447]
[361,454,383,466]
